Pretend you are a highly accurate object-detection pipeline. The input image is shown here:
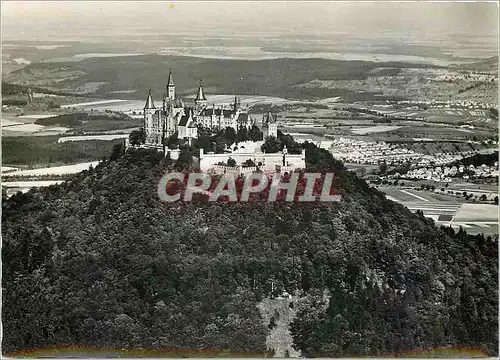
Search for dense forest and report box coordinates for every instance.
[34,112,141,132]
[2,141,498,356]
[2,136,123,166]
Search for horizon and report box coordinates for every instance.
[2,2,498,49]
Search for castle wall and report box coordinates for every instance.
[199,149,306,173]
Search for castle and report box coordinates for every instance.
[143,71,254,148]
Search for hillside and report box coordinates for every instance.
[2,55,436,101]
[450,56,498,72]
[2,145,498,356]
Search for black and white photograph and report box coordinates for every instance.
[1,1,498,358]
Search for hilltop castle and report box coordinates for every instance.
[143,71,254,148]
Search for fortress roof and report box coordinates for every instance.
[200,107,235,118]
[178,114,190,127]
[237,113,249,123]
[195,82,207,102]
[263,111,277,123]
[144,89,155,109]
[167,71,174,87]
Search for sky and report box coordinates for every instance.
[2,1,498,42]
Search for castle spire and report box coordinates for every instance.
[167,69,174,87]
[144,89,155,109]
[195,79,207,104]
[167,70,175,100]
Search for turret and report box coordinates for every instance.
[144,89,155,110]
[233,95,239,112]
[144,89,157,144]
[194,79,208,107]
[262,111,278,138]
[167,70,175,100]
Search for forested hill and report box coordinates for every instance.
[3,55,434,100]
[2,146,498,356]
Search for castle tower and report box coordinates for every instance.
[211,103,216,128]
[144,89,156,142]
[262,112,278,138]
[167,70,175,100]
[219,104,224,129]
[194,79,208,108]
[233,95,239,112]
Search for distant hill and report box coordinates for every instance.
[450,56,498,71]
[3,55,436,101]
[2,144,497,356]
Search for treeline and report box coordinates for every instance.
[2,136,124,165]
[2,141,498,356]
[3,99,28,106]
[35,113,90,127]
[449,151,498,168]
[34,112,140,132]
[1,81,94,98]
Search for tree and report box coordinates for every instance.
[175,149,192,170]
[261,136,281,153]
[277,131,302,154]
[194,134,212,153]
[166,131,179,149]
[47,101,60,109]
[242,159,256,167]
[224,127,237,146]
[214,136,227,154]
[248,125,263,142]
[237,127,249,142]
[110,143,124,161]
[129,128,146,146]
[494,196,499,205]
[227,157,237,167]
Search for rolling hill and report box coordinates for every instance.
[3,55,437,101]
[450,56,498,72]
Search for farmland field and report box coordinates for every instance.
[1,123,68,136]
[379,185,498,235]
[351,125,402,134]
[3,180,65,188]
[58,134,130,143]
[2,161,99,177]
[454,203,498,222]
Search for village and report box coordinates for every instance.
[389,162,499,183]
[329,138,463,167]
